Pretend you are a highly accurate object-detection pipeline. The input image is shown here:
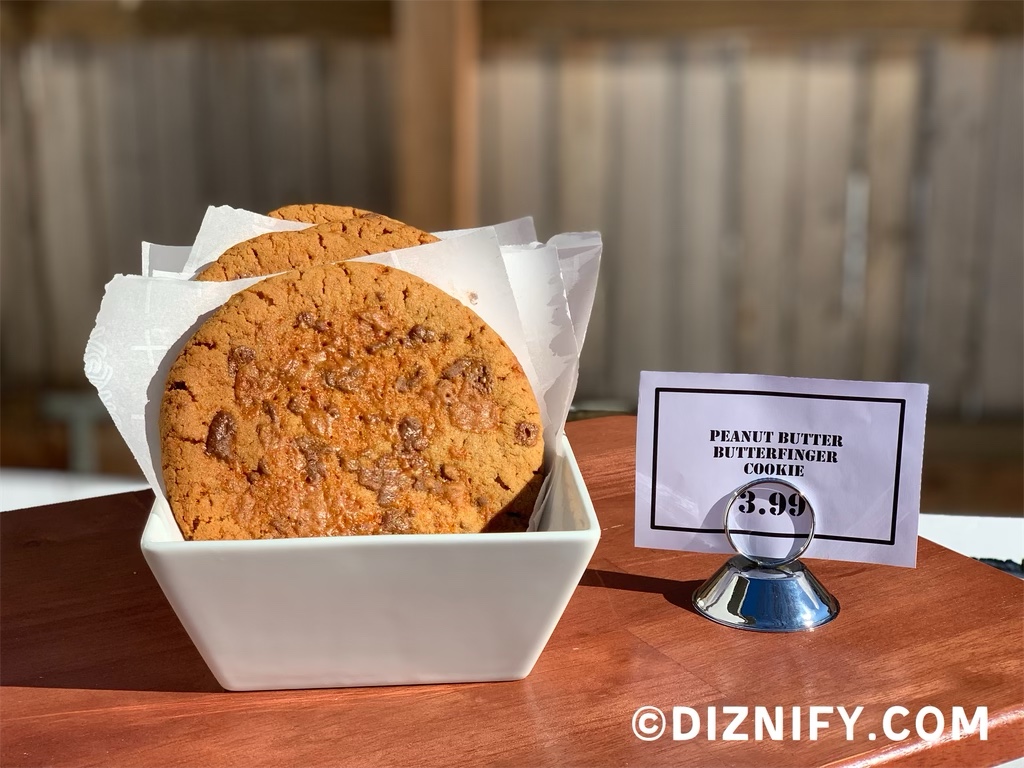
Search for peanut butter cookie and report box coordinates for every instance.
[162,262,544,540]
[267,203,371,224]
[195,215,439,282]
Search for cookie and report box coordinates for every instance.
[162,262,544,540]
[267,203,371,224]
[195,215,440,282]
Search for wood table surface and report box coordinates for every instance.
[2,415,1021,768]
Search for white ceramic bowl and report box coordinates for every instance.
[141,434,600,691]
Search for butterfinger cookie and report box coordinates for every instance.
[195,215,439,281]
[267,203,371,224]
[162,262,544,540]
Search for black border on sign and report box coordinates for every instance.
[649,388,907,545]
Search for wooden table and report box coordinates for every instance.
[2,416,1021,767]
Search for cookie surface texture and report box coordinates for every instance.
[267,203,371,224]
[161,262,544,540]
[195,216,440,282]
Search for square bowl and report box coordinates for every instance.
[141,434,600,691]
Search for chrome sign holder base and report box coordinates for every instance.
[692,478,840,633]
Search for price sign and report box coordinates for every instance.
[634,372,929,568]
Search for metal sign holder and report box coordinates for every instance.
[692,477,840,632]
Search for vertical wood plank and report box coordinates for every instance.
[394,0,479,230]
[362,42,395,215]
[87,43,148,276]
[121,43,166,243]
[861,45,920,382]
[675,40,730,373]
[793,43,859,380]
[557,43,610,233]
[324,43,370,209]
[477,51,502,228]
[493,46,551,237]
[197,39,255,210]
[129,42,186,241]
[24,42,103,385]
[149,40,205,242]
[250,39,328,215]
[609,43,672,401]
[975,42,1023,413]
[115,40,204,246]
[557,43,611,398]
[450,3,480,231]
[323,41,395,215]
[0,46,47,383]
[913,41,993,411]
[736,47,801,375]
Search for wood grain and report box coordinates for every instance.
[793,43,859,381]
[736,46,800,376]
[675,40,732,374]
[912,41,993,412]
[394,0,478,231]
[87,43,148,277]
[556,42,611,400]
[149,40,206,243]
[0,1,392,44]
[611,44,673,400]
[480,1,1024,42]
[324,44,371,211]
[862,44,920,383]
[974,42,1024,414]
[250,40,328,214]
[25,42,103,386]
[2,416,1021,767]
[4,1,1021,45]
[492,44,551,235]
[197,40,256,211]
[0,47,48,384]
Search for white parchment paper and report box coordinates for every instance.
[141,243,192,278]
[548,232,602,354]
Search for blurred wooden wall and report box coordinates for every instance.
[0,37,394,386]
[1,1,1021,419]
[480,37,1024,415]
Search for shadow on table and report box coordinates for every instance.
[0,492,223,693]
[580,568,704,616]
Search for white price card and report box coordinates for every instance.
[635,372,929,567]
